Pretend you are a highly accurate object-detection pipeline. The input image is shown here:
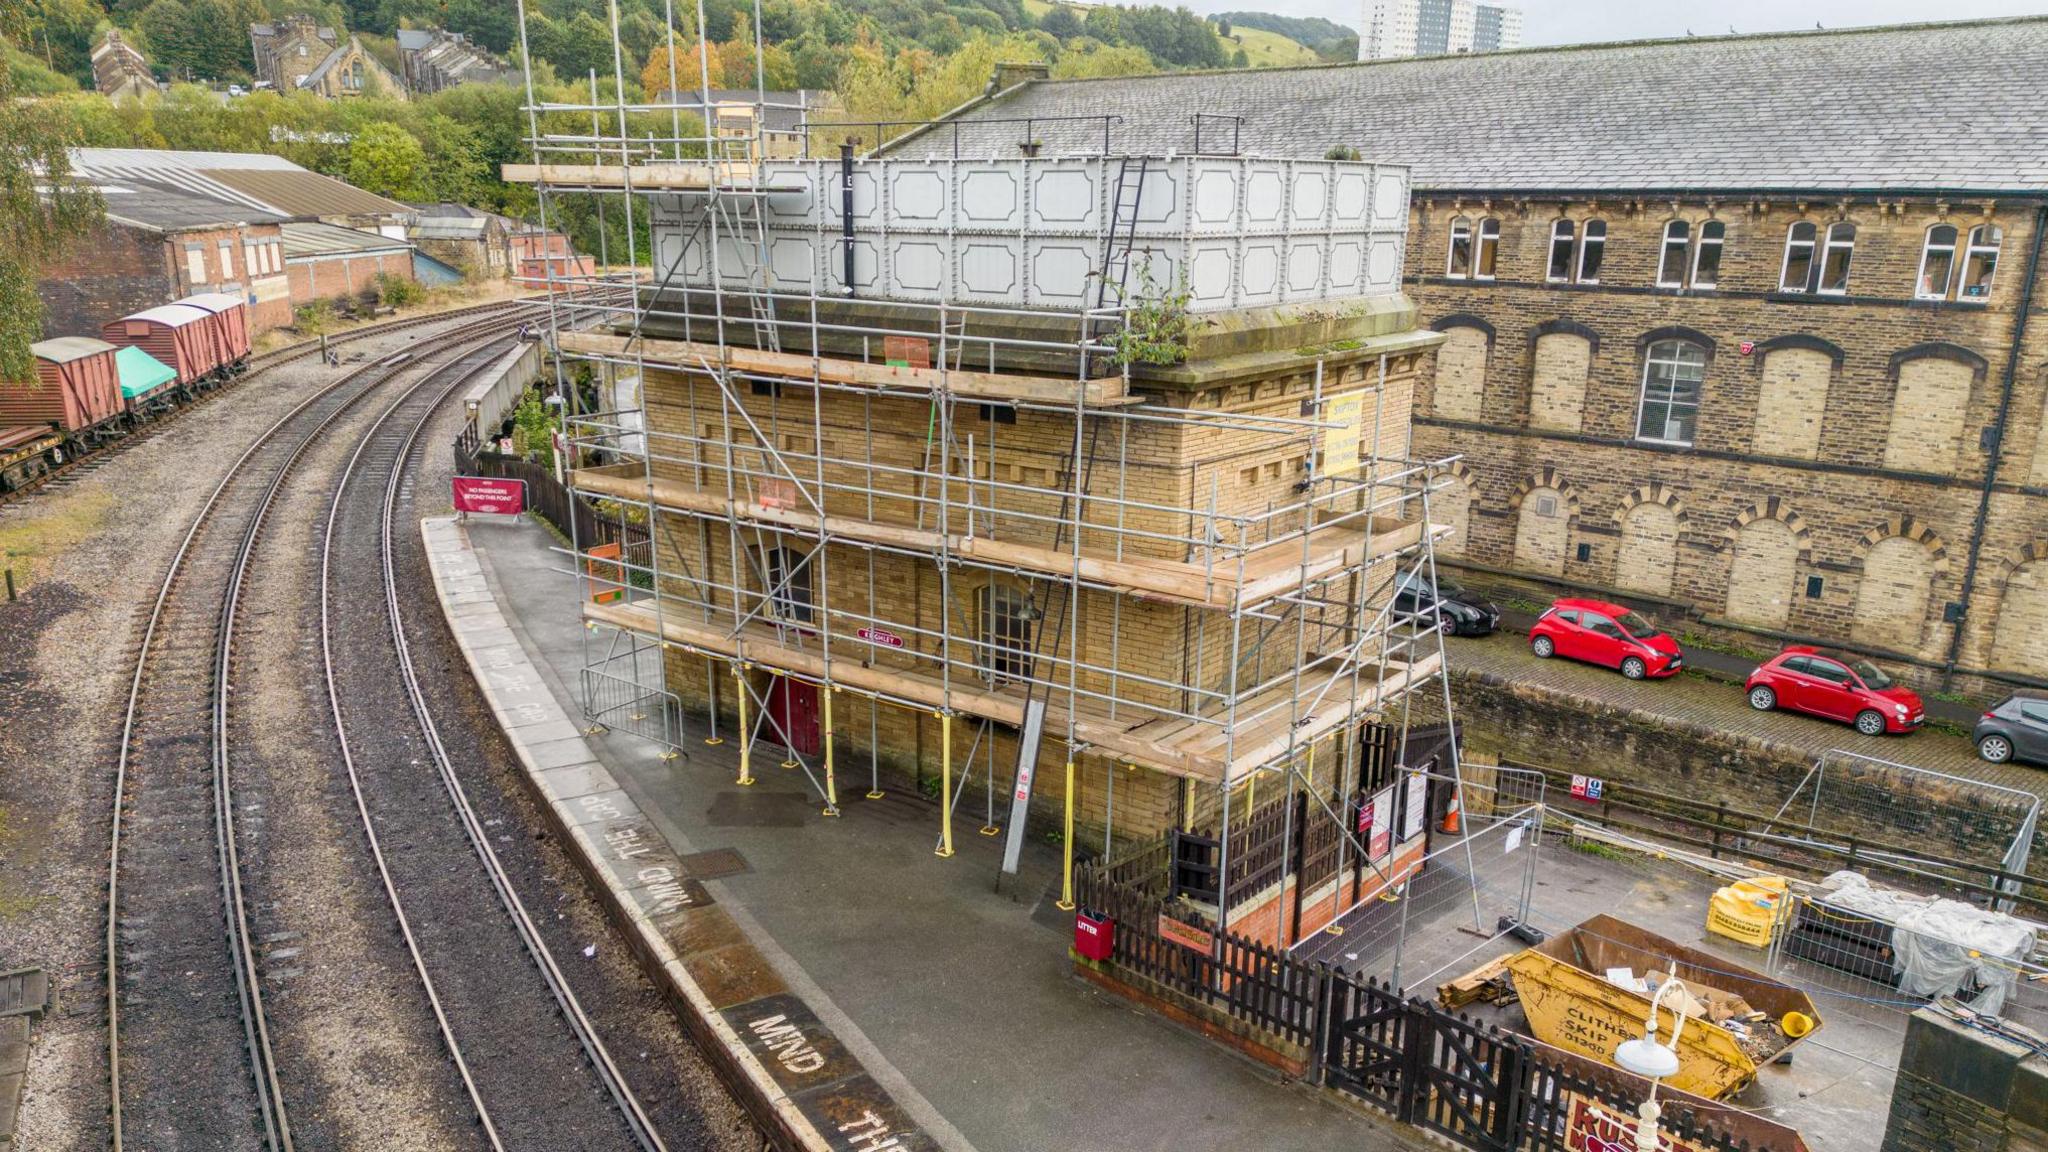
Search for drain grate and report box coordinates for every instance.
[679,848,751,880]
[0,969,49,1020]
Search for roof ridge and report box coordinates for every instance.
[998,13,2048,88]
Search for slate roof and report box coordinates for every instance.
[916,16,2048,195]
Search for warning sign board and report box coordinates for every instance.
[1321,392,1364,477]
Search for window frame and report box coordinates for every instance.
[1960,224,2002,302]
[1691,221,1725,289]
[979,583,1035,684]
[1656,220,1690,288]
[1916,224,1958,301]
[1474,217,1500,280]
[1547,219,1576,283]
[1817,222,1855,295]
[1445,215,1473,279]
[1779,222,1817,293]
[1634,338,1707,447]
[761,546,815,626]
[1576,220,1606,284]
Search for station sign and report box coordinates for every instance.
[857,626,904,648]
[453,475,526,515]
[1564,1094,1713,1152]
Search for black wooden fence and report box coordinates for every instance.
[454,434,649,560]
[1074,865,1777,1152]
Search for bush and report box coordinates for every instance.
[293,300,334,334]
[375,272,426,309]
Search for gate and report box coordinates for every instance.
[1320,972,1411,1117]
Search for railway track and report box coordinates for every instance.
[0,298,528,511]
[104,311,526,1152]
[317,334,670,1148]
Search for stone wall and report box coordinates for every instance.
[1881,1007,2048,1152]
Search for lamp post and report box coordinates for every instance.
[1612,961,1686,1152]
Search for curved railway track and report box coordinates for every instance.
[317,335,670,1149]
[104,311,526,1151]
[1,298,527,511]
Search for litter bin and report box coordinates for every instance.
[1074,908,1114,962]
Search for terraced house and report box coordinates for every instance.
[929,16,2048,695]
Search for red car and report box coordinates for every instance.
[1745,646,1923,735]
[1528,598,1683,679]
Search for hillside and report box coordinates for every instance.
[1224,25,1318,66]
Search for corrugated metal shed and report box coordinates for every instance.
[207,168,408,220]
[70,147,409,220]
[282,220,413,257]
[409,217,489,240]
[94,178,284,232]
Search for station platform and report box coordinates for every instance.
[431,512,1433,1152]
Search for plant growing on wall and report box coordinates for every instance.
[1110,263,1192,367]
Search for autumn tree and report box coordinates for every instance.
[640,39,723,97]
[0,5,102,378]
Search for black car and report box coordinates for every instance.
[1392,572,1500,636]
[1975,693,2048,767]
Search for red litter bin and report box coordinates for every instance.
[1074,908,1114,962]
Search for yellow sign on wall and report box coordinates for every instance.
[1321,392,1364,477]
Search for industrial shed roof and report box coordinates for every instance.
[918,16,2048,196]
[92,178,285,233]
[281,220,413,258]
[70,148,410,219]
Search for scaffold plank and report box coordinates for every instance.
[557,331,1128,406]
[500,162,798,191]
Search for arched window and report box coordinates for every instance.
[1446,216,1473,278]
[1657,220,1690,287]
[1917,224,1958,300]
[1636,339,1706,446]
[761,547,814,625]
[1692,221,1724,288]
[1818,223,1855,294]
[1577,220,1606,283]
[1474,218,1500,279]
[1780,222,1817,292]
[1961,224,2002,300]
[979,584,1035,683]
[1547,220,1575,282]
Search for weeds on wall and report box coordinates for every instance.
[1110,264,1193,367]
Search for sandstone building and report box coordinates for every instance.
[91,29,154,103]
[930,17,2048,696]
[395,27,512,94]
[250,16,404,99]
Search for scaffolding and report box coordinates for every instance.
[508,0,1467,948]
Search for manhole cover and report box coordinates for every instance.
[679,848,751,880]
[705,790,809,828]
[0,969,50,1019]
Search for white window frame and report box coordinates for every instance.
[1960,224,2001,301]
[1635,339,1706,447]
[218,238,236,279]
[1445,216,1473,279]
[1474,218,1500,280]
[1691,220,1725,289]
[185,243,207,286]
[1576,219,1606,284]
[1779,222,1817,293]
[1656,220,1690,288]
[1546,219,1575,283]
[1916,224,1957,300]
[1817,222,1855,295]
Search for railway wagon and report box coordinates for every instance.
[102,303,220,407]
[113,346,179,414]
[0,424,66,492]
[3,337,127,441]
[176,293,253,370]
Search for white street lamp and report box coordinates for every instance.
[1612,961,1686,1152]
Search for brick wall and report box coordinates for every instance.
[1882,1008,2048,1152]
[38,219,293,339]
[286,250,414,306]
[1401,195,2048,690]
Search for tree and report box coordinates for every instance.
[640,38,724,98]
[0,6,102,379]
[1037,5,1080,39]
[31,0,102,85]
[1049,41,1155,80]
[1214,16,1230,37]
[345,120,428,200]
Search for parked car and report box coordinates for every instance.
[1528,598,1683,679]
[1974,694,2048,765]
[1744,646,1922,735]
[1392,571,1500,636]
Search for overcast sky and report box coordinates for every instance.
[1179,0,2048,47]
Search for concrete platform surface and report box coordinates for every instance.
[457,515,1430,1152]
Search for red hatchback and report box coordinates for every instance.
[1528,598,1684,679]
[1745,647,1923,735]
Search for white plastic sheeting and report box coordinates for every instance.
[646,155,1411,313]
[1818,872,2036,1014]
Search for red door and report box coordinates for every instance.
[1802,659,1859,721]
[1578,611,1626,668]
[765,678,821,756]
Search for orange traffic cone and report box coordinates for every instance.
[1440,792,1462,835]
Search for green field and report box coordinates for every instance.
[1023,0,1321,67]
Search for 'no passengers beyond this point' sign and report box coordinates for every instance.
[453,476,527,515]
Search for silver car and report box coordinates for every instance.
[1975,694,2048,766]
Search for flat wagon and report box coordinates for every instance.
[0,424,66,491]
[175,292,253,372]
[102,303,219,399]
[3,337,127,443]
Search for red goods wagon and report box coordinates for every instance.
[103,303,219,391]
[175,293,253,369]
[4,337,126,436]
